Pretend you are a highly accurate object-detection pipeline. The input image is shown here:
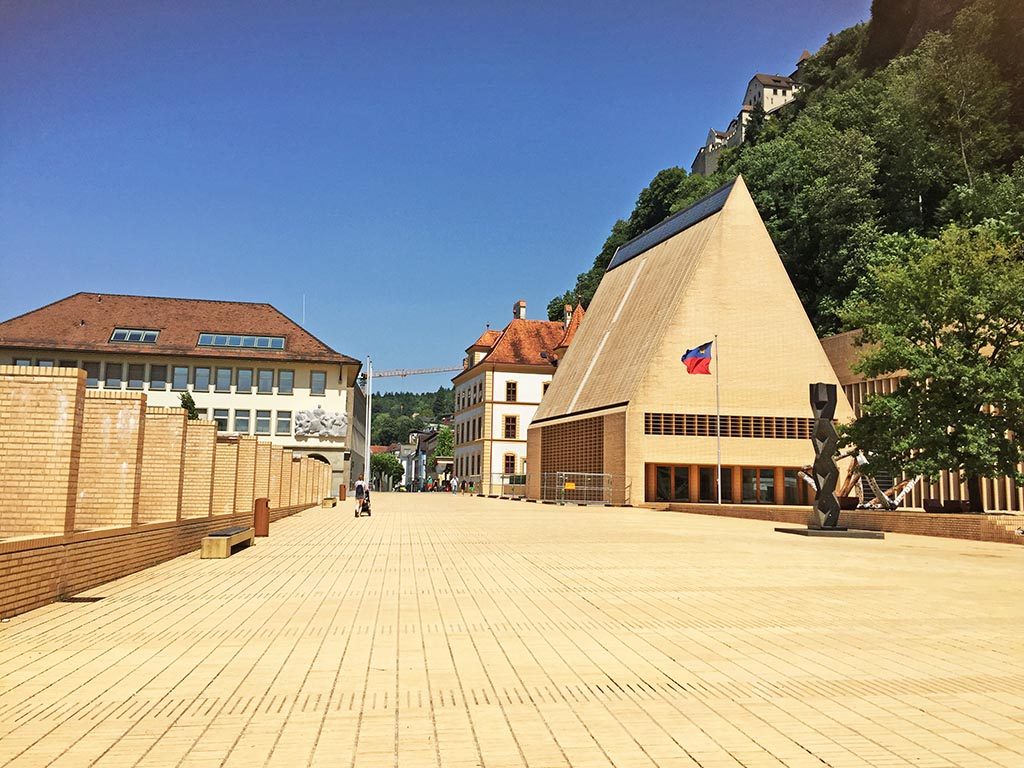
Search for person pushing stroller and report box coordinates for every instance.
[354,475,371,517]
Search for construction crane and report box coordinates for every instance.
[373,365,462,378]
[359,360,462,483]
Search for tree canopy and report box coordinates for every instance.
[839,224,1024,509]
[371,387,453,444]
[546,0,1023,334]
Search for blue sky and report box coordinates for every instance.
[0,0,871,393]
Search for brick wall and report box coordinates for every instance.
[662,502,1024,545]
[0,366,84,538]
[76,391,146,530]
[137,406,187,524]
[182,420,216,518]
[234,436,257,514]
[212,438,239,515]
[269,447,283,508]
[0,373,327,620]
[255,441,271,501]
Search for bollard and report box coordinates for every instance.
[254,497,270,537]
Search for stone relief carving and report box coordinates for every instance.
[294,405,348,438]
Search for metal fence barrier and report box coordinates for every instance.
[486,473,527,497]
[540,472,612,505]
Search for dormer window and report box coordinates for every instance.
[110,328,159,343]
[197,333,285,350]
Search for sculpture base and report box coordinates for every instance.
[775,526,885,539]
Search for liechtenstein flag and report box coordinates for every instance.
[681,341,713,375]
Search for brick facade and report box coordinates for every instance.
[0,366,84,538]
[0,370,329,619]
[76,391,146,529]
[182,419,217,518]
[138,406,187,523]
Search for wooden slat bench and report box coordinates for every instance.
[200,526,255,559]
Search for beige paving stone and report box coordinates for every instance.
[1,495,1023,767]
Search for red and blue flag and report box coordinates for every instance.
[681,341,713,375]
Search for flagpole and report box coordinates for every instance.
[715,334,721,505]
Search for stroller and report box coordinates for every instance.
[354,484,371,517]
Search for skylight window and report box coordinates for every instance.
[197,333,285,350]
[110,328,159,343]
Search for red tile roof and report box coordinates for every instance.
[557,304,585,350]
[468,329,501,350]
[0,292,359,364]
[483,318,565,367]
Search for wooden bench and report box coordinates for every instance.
[200,526,255,559]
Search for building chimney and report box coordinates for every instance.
[564,304,572,329]
[513,299,527,320]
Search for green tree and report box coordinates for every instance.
[179,391,200,420]
[840,224,1024,511]
[371,452,404,487]
[426,425,454,475]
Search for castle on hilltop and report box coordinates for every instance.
[691,51,810,177]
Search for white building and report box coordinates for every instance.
[452,300,583,494]
[691,52,809,176]
[0,292,364,495]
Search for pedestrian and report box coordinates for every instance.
[354,475,368,515]
[450,475,458,495]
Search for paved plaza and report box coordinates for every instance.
[1,495,1022,768]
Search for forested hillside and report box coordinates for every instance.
[370,387,453,445]
[548,0,1024,334]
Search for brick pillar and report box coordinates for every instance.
[0,365,85,538]
[269,446,284,509]
[289,456,301,505]
[76,391,146,530]
[182,419,217,518]
[138,406,187,523]
[213,436,239,515]
[255,441,271,502]
[234,436,258,516]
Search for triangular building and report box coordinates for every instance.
[527,176,852,506]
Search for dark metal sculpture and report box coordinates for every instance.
[809,382,841,529]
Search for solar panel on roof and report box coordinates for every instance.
[606,180,734,271]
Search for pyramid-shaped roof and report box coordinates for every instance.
[535,176,851,424]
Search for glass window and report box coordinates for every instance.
[15,358,31,366]
[656,466,672,502]
[215,368,232,392]
[172,366,189,391]
[59,359,77,368]
[213,408,229,431]
[194,367,211,391]
[150,365,168,390]
[720,467,733,503]
[742,469,758,503]
[236,369,253,391]
[127,364,145,390]
[111,328,159,343]
[698,467,733,503]
[196,333,285,349]
[673,467,690,502]
[278,370,294,394]
[758,468,775,504]
[37,359,54,367]
[311,370,326,396]
[257,369,274,393]
[506,381,517,402]
[276,411,292,435]
[503,416,517,439]
[255,410,271,435]
[104,362,123,389]
[234,409,251,433]
[504,454,516,474]
[84,362,100,388]
[784,469,803,505]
